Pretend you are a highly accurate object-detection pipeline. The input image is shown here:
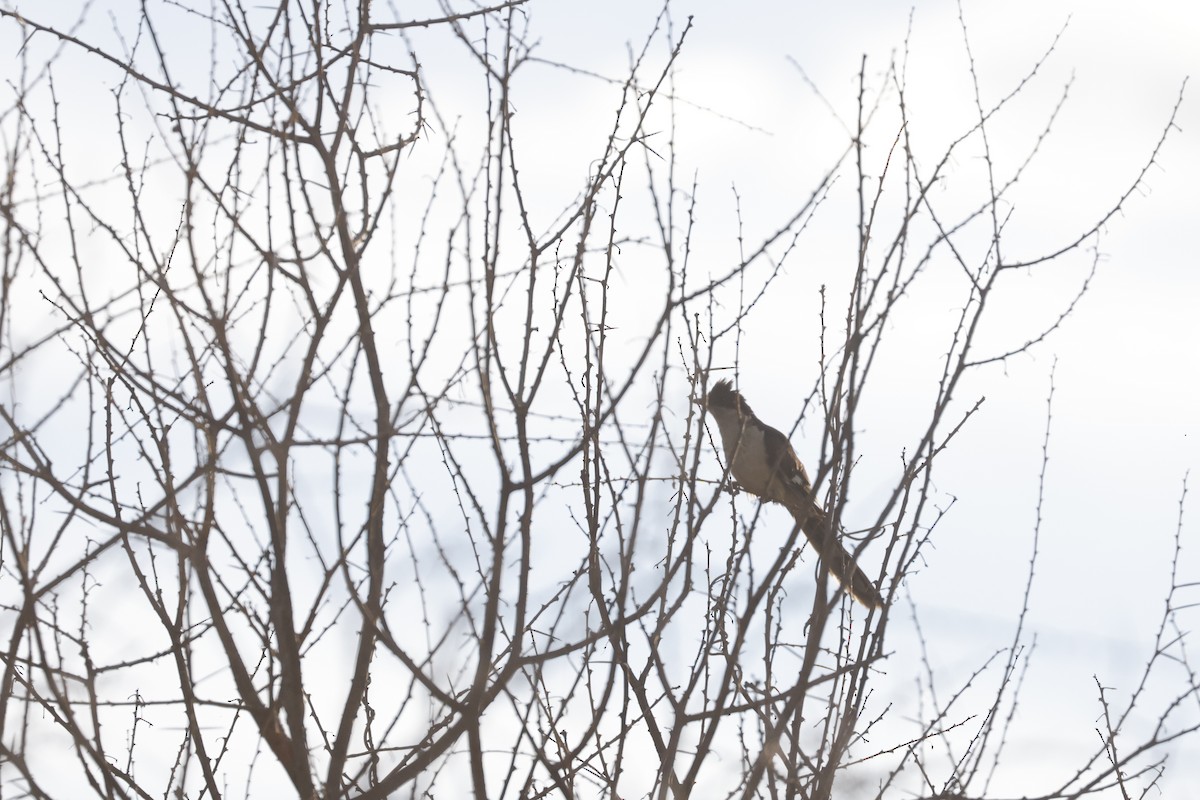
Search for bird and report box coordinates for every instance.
[700,378,883,609]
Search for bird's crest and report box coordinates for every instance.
[705,378,754,416]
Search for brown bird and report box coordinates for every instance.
[701,379,883,609]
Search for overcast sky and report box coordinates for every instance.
[3,0,1197,794]
[513,0,1200,791]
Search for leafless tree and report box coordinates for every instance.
[0,2,1194,799]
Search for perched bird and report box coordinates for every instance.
[701,378,883,609]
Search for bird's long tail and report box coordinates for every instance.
[788,502,883,610]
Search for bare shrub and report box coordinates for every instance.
[0,3,1193,798]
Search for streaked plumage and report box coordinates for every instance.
[702,379,883,609]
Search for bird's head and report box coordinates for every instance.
[701,378,754,419]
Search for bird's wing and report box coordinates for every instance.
[759,423,814,501]
[747,422,884,609]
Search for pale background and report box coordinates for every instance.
[412,0,1200,791]
[3,0,1198,795]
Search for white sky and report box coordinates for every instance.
[3,0,1198,795]
[515,0,1200,792]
